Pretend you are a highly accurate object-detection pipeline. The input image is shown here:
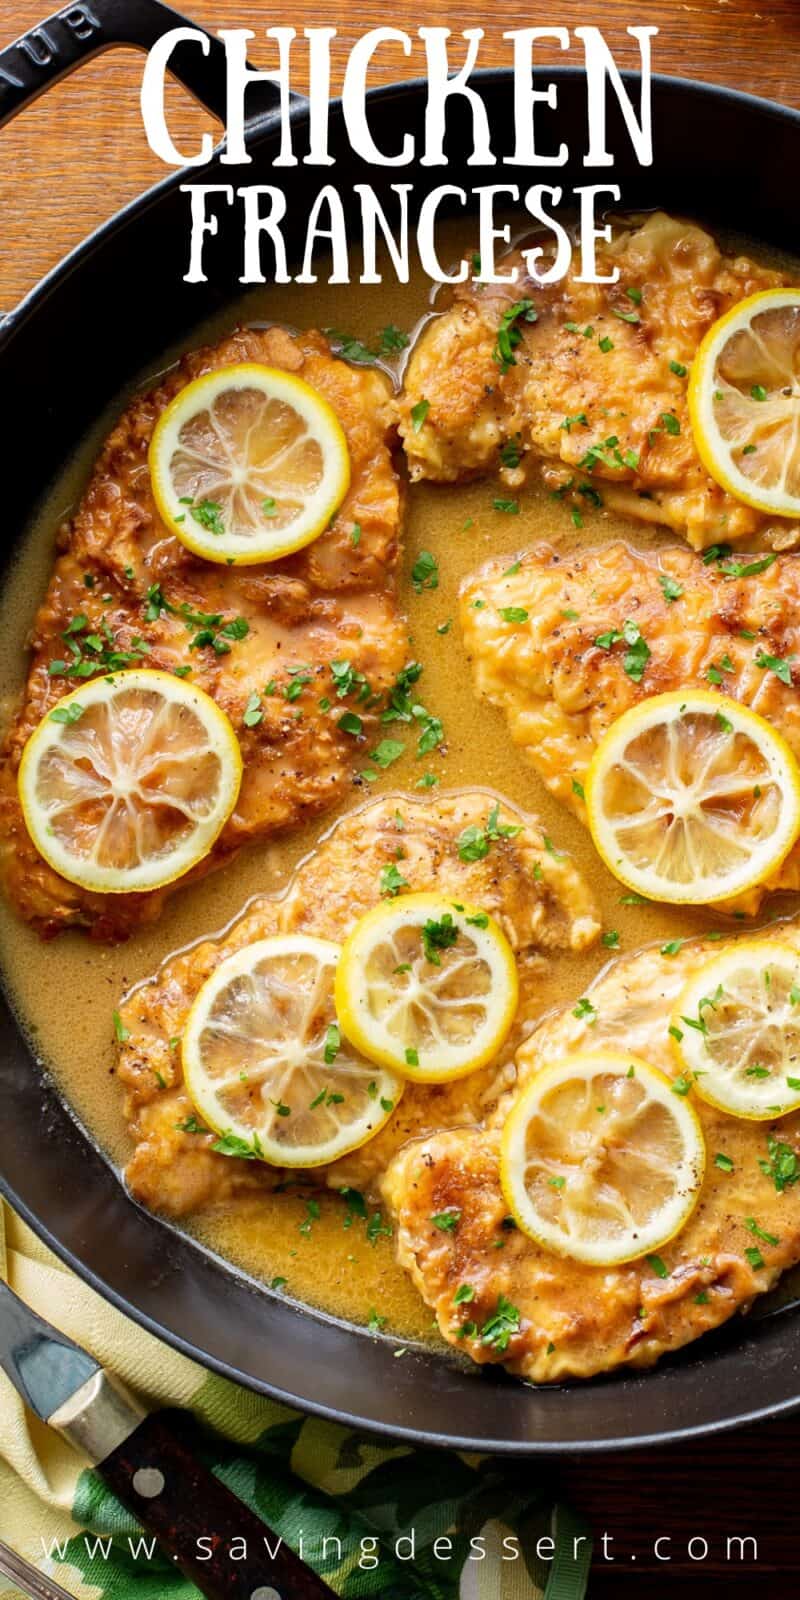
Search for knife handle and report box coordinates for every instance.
[99,1409,337,1600]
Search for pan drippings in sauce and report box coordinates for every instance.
[2,217,799,1346]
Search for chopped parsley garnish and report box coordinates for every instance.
[702,543,733,566]
[751,384,768,402]
[669,359,688,378]
[745,1216,779,1246]
[715,1152,734,1173]
[324,325,410,366]
[142,585,248,657]
[410,399,430,432]
[500,606,529,624]
[48,614,151,679]
[338,711,363,737]
[243,691,263,728]
[367,1307,387,1333]
[659,573,684,603]
[720,554,776,579]
[755,648,794,685]
[421,913,458,965]
[50,702,84,725]
[188,498,225,538]
[366,1210,392,1245]
[112,1010,130,1045]
[299,1198,321,1236]
[479,1295,521,1351]
[340,1186,367,1224]
[647,1254,669,1279]
[212,1129,265,1161]
[378,324,410,355]
[594,619,651,683]
[457,803,522,862]
[454,1283,475,1304]
[380,861,409,898]
[175,1114,207,1135]
[500,436,522,468]
[323,1024,341,1066]
[493,299,538,374]
[326,329,379,364]
[759,1134,800,1193]
[577,435,631,473]
[330,658,370,701]
[598,336,614,353]
[371,738,405,769]
[431,1209,461,1232]
[411,550,439,593]
[493,498,520,515]
[602,929,620,948]
[416,713,443,758]
[572,996,597,1023]
[381,661,423,724]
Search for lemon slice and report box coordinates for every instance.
[334,891,518,1083]
[585,689,800,905]
[672,940,800,1119]
[182,934,401,1167]
[18,669,241,894]
[689,288,800,518]
[149,363,351,564]
[501,1052,706,1266]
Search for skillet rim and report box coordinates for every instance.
[4,65,800,347]
[4,65,800,1452]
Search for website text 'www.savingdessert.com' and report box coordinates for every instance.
[37,1529,761,1568]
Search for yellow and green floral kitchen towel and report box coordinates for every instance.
[0,1200,592,1600]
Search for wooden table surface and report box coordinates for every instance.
[2,0,800,1592]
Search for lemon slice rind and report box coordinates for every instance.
[688,288,800,519]
[149,363,351,565]
[585,689,800,906]
[335,891,519,1083]
[18,668,242,895]
[182,933,402,1168]
[672,939,800,1120]
[500,1051,706,1267]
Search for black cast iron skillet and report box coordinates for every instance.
[3,0,800,1454]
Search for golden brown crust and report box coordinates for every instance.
[116,790,600,1217]
[401,213,794,551]
[0,326,406,940]
[461,538,800,911]
[384,924,800,1382]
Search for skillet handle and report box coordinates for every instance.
[0,0,260,129]
[99,1408,339,1600]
